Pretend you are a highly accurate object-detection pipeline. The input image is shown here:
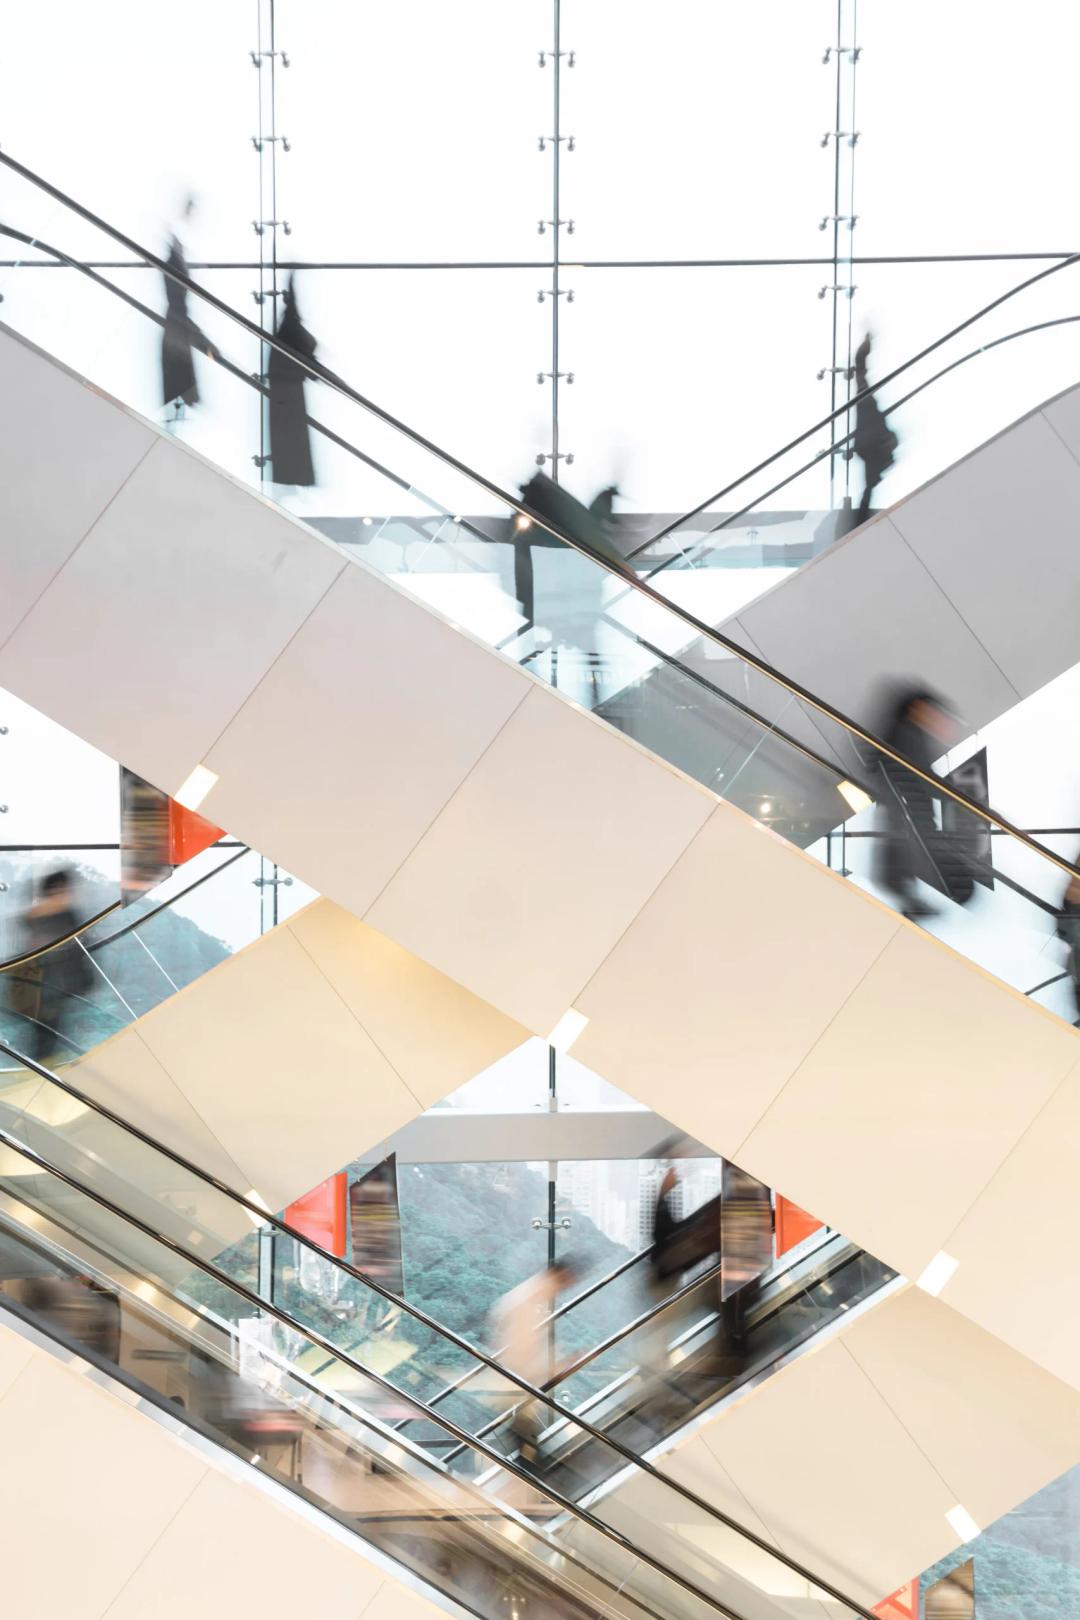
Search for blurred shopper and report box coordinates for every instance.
[268,274,319,489]
[489,1257,580,1467]
[875,686,957,920]
[17,867,93,1065]
[641,1166,683,1376]
[1057,874,1080,1026]
[849,331,898,525]
[161,197,214,420]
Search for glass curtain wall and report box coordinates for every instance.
[3,0,1079,519]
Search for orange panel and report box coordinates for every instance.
[284,1172,348,1258]
[167,799,225,868]
[775,1194,824,1258]
[874,1580,918,1619]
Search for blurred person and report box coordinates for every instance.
[875,686,958,920]
[641,1166,683,1380]
[514,472,625,628]
[849,331,898,526]
[17,867,93,1065]
[268,274,319,490]
[489,1257,581,1467]
[161,197,214,420]
[1057,874,1080,1026]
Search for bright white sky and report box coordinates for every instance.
[2,1,1080,512]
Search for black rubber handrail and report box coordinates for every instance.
[0,1134,735,1620]
[0,1119,847,1620]
[0,1034,876,1619]
[649,257,1080,549]
[2,152,1078,894]
[632,313,1080,574]
[0,845,248,973]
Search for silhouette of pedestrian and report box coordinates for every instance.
[850,331,898,525]
[268,275,318,488]
[161,197,214,419]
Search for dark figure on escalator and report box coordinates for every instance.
[849,331,898,528]
[161,198,215,420]
[15,868,94,1066]
[514,473,624,627]
[268,274,320,489]
[875,687,959,920]
[1057,875,1080,1026]
[642,1167,683,1381]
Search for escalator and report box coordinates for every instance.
[405,1221,896,1511]
[0,1037,878,1620]
[3,149,1080,1409]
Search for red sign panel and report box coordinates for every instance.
[284,1172,348,1258]
[873,1580,918,1620]
[168,800,224,867]
[775,1194,824,1258]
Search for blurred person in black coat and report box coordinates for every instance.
[268,275,319,488]
[161,197,214,417]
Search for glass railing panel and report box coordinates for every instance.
[0,1183,669,1620]
[0,844,317,1067]
[0,1135,873,1620]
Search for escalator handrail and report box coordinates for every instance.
[0,845,249,974]
[2,151,1079,888]
[647,257,1080,549]
[0,900,120,971]
[0,1035,876,1620]
[630,312,1080,575]
[0,1123,832,1620]
[406,1238,661,1423]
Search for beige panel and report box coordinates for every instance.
[368,684,717,1034]
[844,1287,1080,1533]
[0,1349,207,1618]
[204,563,532,920]
[69,1028,251,1192]
[701,1336,958,1608]
[360,1585,456,1619]
[287,900,528,1108]
[888,411,1080,700]
[943,1060,1080,1389]
[104,1467,383,1620]
[0,1320,467,1620]
[0,437,346,797]
[0,1315,34,1400]
[132,926,424,1209]
[736,925,1079,1279]
[573,809,900,1152]
[0,327,156,647]
[660,1432,777,1548]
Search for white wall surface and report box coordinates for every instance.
[0,1312,456,1620]
[6,326,1080,1407]
[721,381,1080,739]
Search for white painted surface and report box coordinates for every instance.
[367,683,716,1033]
[572,809,902,1154]
[0,1315,456,1620]
[0,328,156,646]
[202,562,532,921]
[0,436,347,795]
